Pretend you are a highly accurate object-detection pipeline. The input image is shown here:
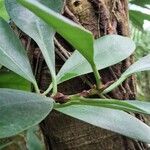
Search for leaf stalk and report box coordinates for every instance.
[91,63,102,89]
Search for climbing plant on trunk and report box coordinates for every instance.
[0,0,150,149]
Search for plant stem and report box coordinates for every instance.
[55,97,145,115]
[52,77,57,96]
[91,63,102,89]
[102,77,125,94]
[0,141,14,149]
[43,63,101,96]
[99,94,107,99]
[34,82,40,94]
[42,77,57,96]
[42,83,53,96]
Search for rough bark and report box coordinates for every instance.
[32,0,147,149]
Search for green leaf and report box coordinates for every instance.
[17,0,94,64]
[130,0,150,8]
[26,126,45,150]
[0,0,9,20]
[56,35,135,84]
[56,97,150,115]
[0,89,54,138]
[0,70,31,91]
[0,17,36,85]
[103,54,150,94]
[5,0,63,93]
[56,105,150,143]
[130,10,150,30]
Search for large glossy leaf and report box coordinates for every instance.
[0,70,30,91]
[56,105,150,143]
[0,89,54,138]
[56,35,135,84]
[103,54,150,94]
[0,18,36,85]
[17,0,94,64]
[56,98,150,115]
[5,0,63,90]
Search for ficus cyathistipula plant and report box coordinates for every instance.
[0,0,150,145]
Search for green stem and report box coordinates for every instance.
[102,77,125,94]
[0,141,14,149]
[42,77,57,96]
[91,63,102,89]
[42,83,53,95]
[54,97,146,115]
[52,77,57,96]
[33,82,40,94]
[99,94,107,99]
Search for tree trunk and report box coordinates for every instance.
[32,0,147,149]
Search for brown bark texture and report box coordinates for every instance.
[29,0,147,149]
